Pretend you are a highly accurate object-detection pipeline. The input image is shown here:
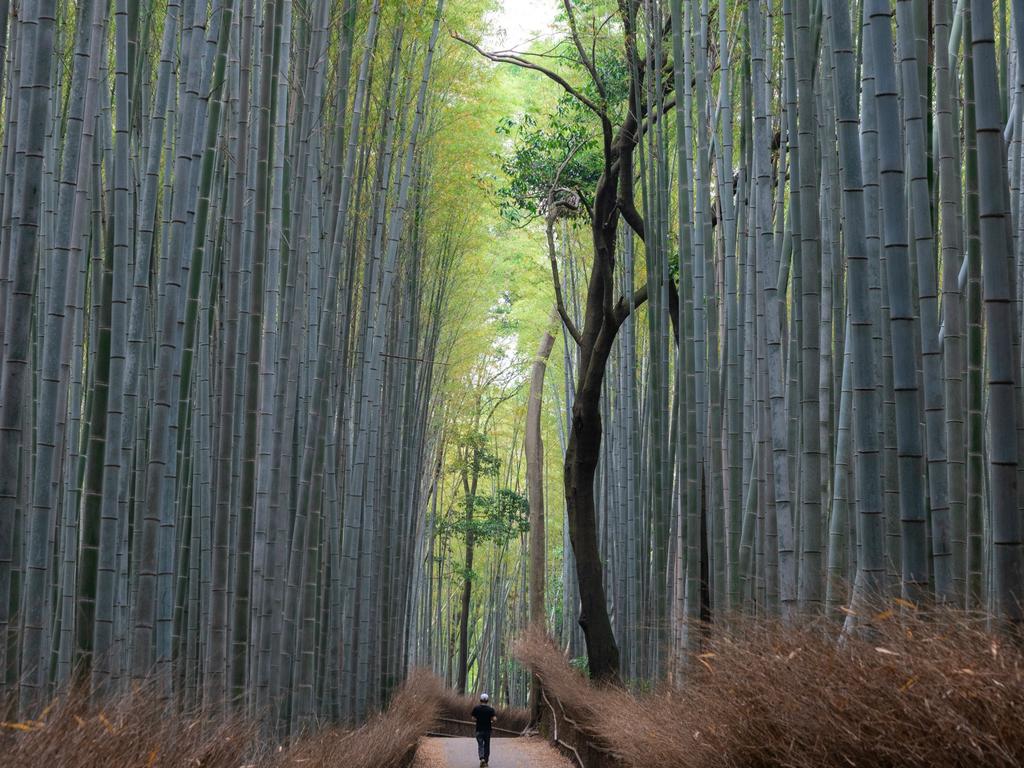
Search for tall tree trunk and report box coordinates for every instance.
[456,459,479,694]
[526,311,556,718]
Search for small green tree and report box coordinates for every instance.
[446,428,527,692]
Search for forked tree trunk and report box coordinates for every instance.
[564,248,630,680]
[458,0,654,682]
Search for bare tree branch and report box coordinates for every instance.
[449,29,606,120]
[612,284,648,326]
[618,196,645,240]
[546,213,584,346]
[562,0,606,100]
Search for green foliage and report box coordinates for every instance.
[447,429,501,479]
[492,94,604,225]
[569,655,590,676]
[477,488,531,538]
[488,290,519,336]
[487,26,633,227]
[439,488,530,543]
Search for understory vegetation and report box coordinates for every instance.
[517,615,1024,767]
[0,670,445,768]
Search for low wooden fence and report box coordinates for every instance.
[426,716,527,739]
[535,683,622,768]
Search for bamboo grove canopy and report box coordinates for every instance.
[0,0,464,731]
[2,0,1024,741]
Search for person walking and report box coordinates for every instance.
[471,692,497,767]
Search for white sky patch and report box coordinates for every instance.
[484,0,559,50]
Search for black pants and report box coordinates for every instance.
[475,731,491,761]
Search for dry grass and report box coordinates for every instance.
[517,610,1024,768]
[0,683,262,768]
[278,669,443,768]
[0,669,443,768]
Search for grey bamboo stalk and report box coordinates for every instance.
[231,0,279,707]
[92,0,132,693]
[793,0,823,611]
[970,0,1023,623]
[207,0,254,707]
[31,0,103,682]
[963,0,986,609]
[9,1,58,711]
[895,0,953,602]
[936,0,968,601]
[865,0,930,602]
[136,0,233,684]
[822,0,886,609]
[719,0,742,611]
[754,0,797,618]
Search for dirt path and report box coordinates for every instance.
[413,736,574,768]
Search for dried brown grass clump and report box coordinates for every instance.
[0,683,261,768]
[278,668,443,768]
[0,669,444,768]
[517,611,1024,768]
[436,687,531,734]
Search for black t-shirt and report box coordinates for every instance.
[471,703,496,734]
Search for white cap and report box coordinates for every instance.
[480,693,489,702]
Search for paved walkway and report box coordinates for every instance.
[413,736,574,768]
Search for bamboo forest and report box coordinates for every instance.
[2,0,1024,766]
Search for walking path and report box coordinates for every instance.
[413,736,574,768]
